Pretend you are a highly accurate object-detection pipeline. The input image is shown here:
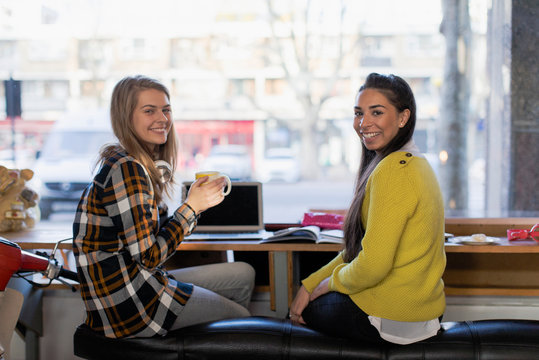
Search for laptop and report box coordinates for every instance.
[181,181,270,240]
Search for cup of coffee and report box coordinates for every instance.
[195,171,232,196]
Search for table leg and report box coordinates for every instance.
[272,251,289,318]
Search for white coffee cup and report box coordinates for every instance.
[195,171,232,195]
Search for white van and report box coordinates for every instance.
[32,109,115,219]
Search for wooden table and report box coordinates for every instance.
[2,224,341,318]
[4,220,539,315]
[444,237,539,296]
[443,217,539,296]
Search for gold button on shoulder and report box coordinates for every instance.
[406,153,413,157]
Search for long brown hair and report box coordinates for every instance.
[343,73,417,262]
[100,75,178,204]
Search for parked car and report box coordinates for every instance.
[201,145,252,180]
[31,110,115,219]
[258,147,300,183]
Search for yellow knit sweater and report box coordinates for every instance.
[302,151,446,322]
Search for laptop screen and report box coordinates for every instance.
[182,181,263,233]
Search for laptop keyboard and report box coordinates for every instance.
[185,230,272,240]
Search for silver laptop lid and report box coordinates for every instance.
[181,181,263,233]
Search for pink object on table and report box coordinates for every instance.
[507,224,539,243]
[301,212,345,230]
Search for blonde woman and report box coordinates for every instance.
[73,75,254,339]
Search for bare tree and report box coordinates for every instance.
[260,0,354,179]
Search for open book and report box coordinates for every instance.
[261,225,344,244]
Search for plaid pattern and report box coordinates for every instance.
[73,150,196,338]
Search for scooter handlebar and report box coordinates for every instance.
[58,267,79,282]
[1,237,79,291]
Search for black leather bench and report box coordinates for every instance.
[74,316,539,360]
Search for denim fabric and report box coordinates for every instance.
[301,292,384,343]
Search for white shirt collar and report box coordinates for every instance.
[398,139,424,158]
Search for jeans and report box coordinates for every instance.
[168,261,255,330]
[302,292,384,343]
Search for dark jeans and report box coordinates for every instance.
[301,292,384,343]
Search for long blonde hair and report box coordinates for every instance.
[343,73,417,262]
[100,75,178,204]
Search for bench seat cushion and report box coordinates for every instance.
[74,316,539,360]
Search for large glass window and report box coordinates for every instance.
[1,0,536,224]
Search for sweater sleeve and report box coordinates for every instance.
[106,159,193,269]
[328,156,419,294]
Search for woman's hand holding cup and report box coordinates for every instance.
[185,171,232,215]
[195,171,232,195]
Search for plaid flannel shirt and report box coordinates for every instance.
[73,150,196,338]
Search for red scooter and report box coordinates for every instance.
[0,236,78,292]
[0,236,78,360]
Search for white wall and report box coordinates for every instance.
[10,290,85,360]
[444,296,539,322]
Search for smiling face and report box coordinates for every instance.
[132,89,172,151]
[353,88,410,153]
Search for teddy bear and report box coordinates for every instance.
[0,165,39,233]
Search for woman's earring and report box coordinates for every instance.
[155,160,173,183]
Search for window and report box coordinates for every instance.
[227,79,255,97]
[118,39,159,61]
[0,40,16,64]
[27,40,68,62]
[264,79,286,96]
[22,80,69,111]
[1,0,536,223]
